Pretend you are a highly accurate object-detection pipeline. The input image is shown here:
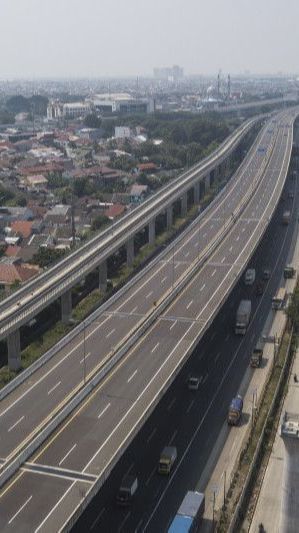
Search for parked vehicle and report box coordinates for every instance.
[244,268,256,286]
[227,395,243,425]
[116,475,138,505]
[158,446,177,475]
[250,342,263,367]
[168,491,205,533]
[235,300,251,335]
[284,265,296,279]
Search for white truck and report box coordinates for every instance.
[244,268,256,285]
[116,475,138,505]
[158,446,177,475]
[235,300,251,335]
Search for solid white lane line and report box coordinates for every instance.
[58,443,77,466]
[35,481,76,532]
[211,269,217,277]
[161,276,167,284]
[130,305,138,314]
[79,352,91,365]
[8,416,24,433]
[97,403,111,420]
[186,299,193,310]
[146,291,153,299]
[200,284,206,292]
[167,397,176,411]
[47,381,61,395]
[221,256,226,263]
[187,399,195,413]
[127,369,138,383]
[8,495,32,525]
[229,245,233,252]
[169,320,177,331]
[151,343,160,353]
[90,508,105,530]
[147,427,157,444]
[106,328,116,339]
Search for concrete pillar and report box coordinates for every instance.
[61,290,72,324]
[205,173,210,190]
[7,329,21,371]
[166,205,173,230]
[280,413,299,533]
[148,218,156,246]
[181,193,188,217]
[126,237,134,267]
[98,260,107,293]
[194,182,200,204]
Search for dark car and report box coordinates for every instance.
[256,281,265,295]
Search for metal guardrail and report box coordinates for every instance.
[0,117,280,492]
[0,117,261,338]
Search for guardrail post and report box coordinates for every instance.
[98,260,107,293]
[148,218,156,246]
[166,205,173,230]
[181,193,188,217]
[61,290,72,324]
[126,237,134,267]
[194,182,200,204]
[7,329,21,371]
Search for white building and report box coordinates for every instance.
[115,127,132,139]
[47,101,92,120]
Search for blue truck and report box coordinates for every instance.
[168,491,205,532]
[227,395,243,425]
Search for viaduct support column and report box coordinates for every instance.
[61,289,72,324]
[7,329,21,371]
[98,260,107,293]
[181,193,188,217]
[148,219,156,246]
[166,205,173,231]
[126,237,134,267]
[194,182,200,204]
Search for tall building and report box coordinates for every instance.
[153,65,184,81]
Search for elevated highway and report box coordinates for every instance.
[0,117,260,369]
[0,109,296,531]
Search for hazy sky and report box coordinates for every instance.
[1,0,298,78]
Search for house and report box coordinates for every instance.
[44,205,71,226]
[10,221,34,239]
[105,203,126,220]
[137,162,158,173]
[0,257,39,290]
[24,174,48,191]
[130,184,149,204]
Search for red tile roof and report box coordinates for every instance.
[11,221,33,239]
[0,263,38,285]
[105,203,126,219]
[5,246,21,258]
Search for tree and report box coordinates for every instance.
[32,248,66,268]
[91,215,110,231]
[84,114,102,129]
